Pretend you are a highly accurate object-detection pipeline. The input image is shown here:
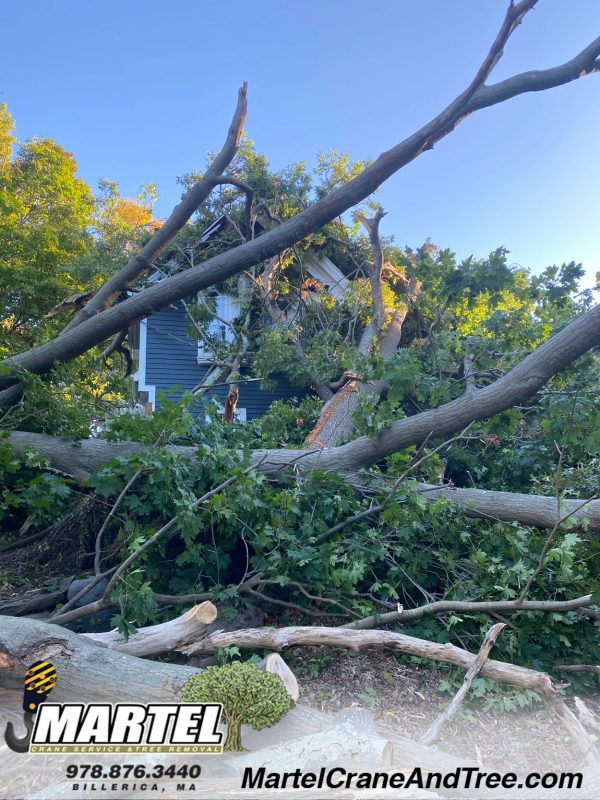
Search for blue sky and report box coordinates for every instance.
[2,0,599,285]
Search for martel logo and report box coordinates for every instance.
[3,662,224,754]
[28,703,224,753]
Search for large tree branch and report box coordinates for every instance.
[2,21,599,396]
[416,483,600,530]
[183,623,598,762]
[177,622,558,696]
[345,594,598,628]
[62,83,248,333]
[288,300,600,472]
[6,445,600,534]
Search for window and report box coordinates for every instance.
[197,294,240,363]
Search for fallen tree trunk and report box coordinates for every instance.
[0,616,196,703]
[0,614,291,702]
[82,601,217,656]
[0,577,73,617]
[6,431,600,531]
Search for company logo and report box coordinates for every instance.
[29,703,224,754]
[3,661,224,754]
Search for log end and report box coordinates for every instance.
[186,601,218,625]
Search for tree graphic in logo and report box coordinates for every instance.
[181,661,295,752]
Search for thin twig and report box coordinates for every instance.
[94,467,145,576]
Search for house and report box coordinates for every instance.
[132,217,349,421]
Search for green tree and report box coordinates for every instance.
[0,110,95,354]
[181,662,295,751]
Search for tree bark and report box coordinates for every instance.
[0,615,292,700]
[345,593,597,628]
[81,601,217,657]
[1,24,599,396]
[416,483,600,530]
[181,624,555,693]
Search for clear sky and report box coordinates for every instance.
[2,0,599,286]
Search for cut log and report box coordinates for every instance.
[82,601,217,656]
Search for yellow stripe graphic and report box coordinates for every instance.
[25,667,56,685]
[26,661,50,675]
[32,677,57,693]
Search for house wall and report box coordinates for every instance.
[142,304,308,419]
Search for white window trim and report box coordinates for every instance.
[132,318,156,410]
[197,294,240,364]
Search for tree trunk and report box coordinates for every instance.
[224,717,245,752]
[6,431,600,531]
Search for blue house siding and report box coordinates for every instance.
[142,304,307,419]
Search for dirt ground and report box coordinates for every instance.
[292,648,600,774]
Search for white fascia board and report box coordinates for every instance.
[303,251,350,300]
[132,318,156,409]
